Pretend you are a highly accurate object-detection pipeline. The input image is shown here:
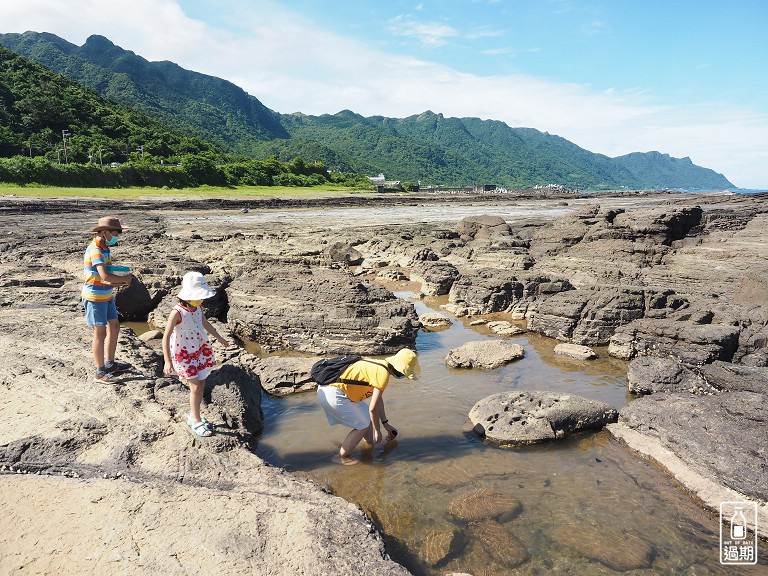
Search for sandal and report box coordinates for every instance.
[188,419,212,437]
[186,414,214,429]
[94,370,118,383]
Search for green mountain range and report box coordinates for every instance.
[0,31,734,190]
[0,44,215,164]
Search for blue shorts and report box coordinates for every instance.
[83,298,118,326]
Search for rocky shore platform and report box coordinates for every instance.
[1,189,767,573]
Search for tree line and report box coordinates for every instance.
[0,154,369,188]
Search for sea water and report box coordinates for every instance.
[255,295,766,575]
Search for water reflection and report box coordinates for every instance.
[254,293,767,574]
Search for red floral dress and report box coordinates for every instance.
[170,304,217,380]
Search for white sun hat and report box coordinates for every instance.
[177,271,216,301]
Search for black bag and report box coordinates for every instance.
[310,355,372,386]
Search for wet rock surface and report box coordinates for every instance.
[552,522,655,571]
[553,342,597,360]
[468,391,619,445]
[447,488,522,523]
[616,391,768,501]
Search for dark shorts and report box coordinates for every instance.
[83,298,118,326]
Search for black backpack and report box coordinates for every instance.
[310,355,381,386]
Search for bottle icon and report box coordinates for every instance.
[730,507,747,540]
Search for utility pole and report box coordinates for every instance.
[99,148,108,167]
[136,145,144,160]
[61,130,71,164]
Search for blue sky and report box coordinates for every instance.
[3,0,767,187]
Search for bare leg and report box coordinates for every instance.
[335,425,370,465]
[92,325,107,369]
[105,318,120,363]
[187,378,205,422]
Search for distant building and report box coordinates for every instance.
[367,173,386,183]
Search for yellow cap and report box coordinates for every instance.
[385,348,420,380]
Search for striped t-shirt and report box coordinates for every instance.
[82,237,113,302]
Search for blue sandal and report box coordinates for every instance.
[187,415,212,437]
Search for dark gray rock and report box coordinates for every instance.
[410,261,459,296]
[733,325,768,366]
[448,268,524,314]
[115,276,155,320]
[609,318,740,365]
[468,391,618,445]
[611,206,703,245]
[227,264,419,355]
[418,313,453,332]
[456,215,510,241]
[617,392,768,501]
[699,361,768,393]
[324,242,363,266]
[251,356,318,396]
[626,356,713,395]
[529,288,645,345]
[445,340,524,369]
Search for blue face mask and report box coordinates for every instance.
[106,235,119,246]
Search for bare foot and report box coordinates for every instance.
[331,453,359,466]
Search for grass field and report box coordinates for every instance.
[0,184,370,200]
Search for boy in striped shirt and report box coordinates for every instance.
[83,216,134,382]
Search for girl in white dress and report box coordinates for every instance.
[162,272,230,436]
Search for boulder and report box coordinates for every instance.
[251,356,318,396]
[324,242,363,266]
[419,528,458,566]
[609,318,740,364]
[448,269,524,314]
[138,329,163,342]
[466,520,528,568]
[486,321,526,337]
[114,277,155,320]
[615,391,768,501]
[227,264,419,355]
[410,261,459,296]
[447,488,522,522]
[440,303,482,317]
[553,343,596,360]
[626,356,713,395]
[528,288,645,345]
[445,340,524,369]
[552,523,655,571]
[418,313,453,332]
[456,215,511,242]
[699,361,768,393]
[468,391,618,446]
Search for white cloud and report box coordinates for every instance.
[388,16,458,47]
[1,0,766,188]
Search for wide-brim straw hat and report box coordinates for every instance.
[385,348,420,380]
[91,216,128,232]
[177,271,216,301]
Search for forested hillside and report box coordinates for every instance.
[0,31,734,190]
[0,45,215,163]
[0,32,287,153]
[0,46,363,188]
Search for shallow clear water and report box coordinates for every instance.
[255,295,767,575]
